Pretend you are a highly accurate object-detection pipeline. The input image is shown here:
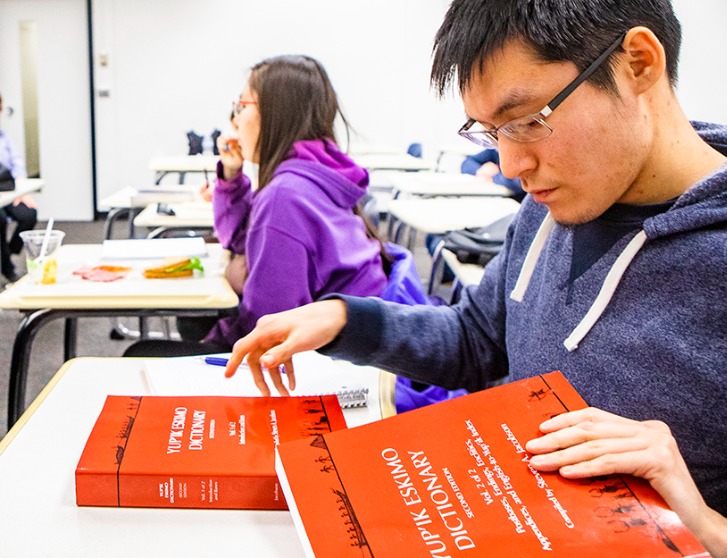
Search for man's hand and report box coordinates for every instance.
[526,407,727,556]
[224,300,348,396]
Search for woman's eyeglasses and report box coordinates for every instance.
[232,99,257,116]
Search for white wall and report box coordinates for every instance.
[92,0,466,202]
[0,0,93,221]
[672,0,727,123]
[91,0,727,206]
[3,1,726,217]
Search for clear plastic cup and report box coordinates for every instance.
[19,229,65,284]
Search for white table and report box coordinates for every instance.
[0,242,238,427]
[99,185,201,239]
[149,155,218,184]
[387,196,520,250]
[351,152,436,172]
[384,170,512,199]
[441,248,486,288]
[0,177,44,207]
[133,200,213,238]
[0,356,395,557]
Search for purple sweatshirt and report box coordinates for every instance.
[205,138,387,347]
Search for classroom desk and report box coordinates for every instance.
[149,155,218,184]
[351,152,436,172]
[437,248,487,303]
[0,243,238,428]
[98,185,200,239]
[0,356,396,557]
[385,170,512,199]
[133,200,213,238]
[441,247,486,287]
[386,196,520,251]
[0,177,44,207]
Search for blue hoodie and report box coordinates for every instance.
[207,138,387,347]
[323,122,727,515]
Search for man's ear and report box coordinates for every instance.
[621,26,667,94]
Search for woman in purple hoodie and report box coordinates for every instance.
[129,55,389,356]
[205,54,389,348]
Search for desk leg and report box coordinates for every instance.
[407,229,418,252]
[103,207,129,240]
[128,207,142,239]
[64,318,78,361]
[103,207,143,240]
[8,309,55,428]
[428,240,446,295]
[7,308,231,428]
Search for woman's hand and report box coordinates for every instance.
[224,253,247,295]
[199,181,213,202]
[225,300,348,396]
[525,407,727,556]
[217,133,243,180]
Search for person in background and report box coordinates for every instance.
[462,148,525,202]
[0,92,38,283]
[198,110,239,203]
[126,54,389,356]
[222,1,727,554]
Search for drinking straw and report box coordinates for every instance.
[37,218,55,262]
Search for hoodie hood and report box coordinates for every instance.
[511,121,727,352]
[273,138,369,209]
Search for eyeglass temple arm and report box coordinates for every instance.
[543,32,627,116]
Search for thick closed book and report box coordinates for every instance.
[76,394,346,509]
[276,372,708,557]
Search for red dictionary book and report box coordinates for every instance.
[76,394,346,509]
[276,371,709,557]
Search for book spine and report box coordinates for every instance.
[78,472,286,509]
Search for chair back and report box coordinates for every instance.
[187,131,204,155]
[406,142,423,159]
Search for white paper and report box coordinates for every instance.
[143,351,383,426]
[100,237,208,260]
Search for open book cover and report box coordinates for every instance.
[76,394,346,510]
[276,371,708,557]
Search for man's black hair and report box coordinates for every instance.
[431,0,682,96]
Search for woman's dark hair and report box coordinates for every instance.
[431,0,682,97]
[248,55,347,190]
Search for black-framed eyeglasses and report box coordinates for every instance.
[458,32,627,149]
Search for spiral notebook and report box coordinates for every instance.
[142,351,369,409]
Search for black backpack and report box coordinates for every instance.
[0,163,15,192]
[442,213,515,266]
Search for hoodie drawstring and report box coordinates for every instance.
[562,230,647,351]
[510,212,648,352]
[510,212,555,302]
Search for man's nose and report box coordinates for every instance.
[496,138,537,181]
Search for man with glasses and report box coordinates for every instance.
[224,1,727,551]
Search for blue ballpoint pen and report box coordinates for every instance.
[204,356,280,373]
[204,356,229,367]
[204,356,257,371]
